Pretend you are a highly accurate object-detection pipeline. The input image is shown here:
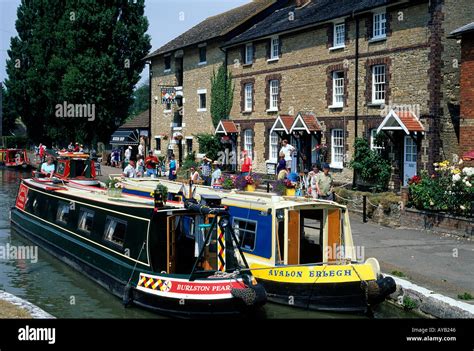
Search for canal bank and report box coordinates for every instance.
[0,290,54,319]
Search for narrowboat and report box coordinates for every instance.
[0,148,31,168]
[10,178,266,317]
[34,151,99,186]
[119,178,396,313]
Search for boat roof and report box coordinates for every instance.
[23,178,165,209]
[120,178,347,211]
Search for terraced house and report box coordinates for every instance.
[146,0,285,165]
[219,0,473,188]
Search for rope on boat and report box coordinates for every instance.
[122,241,147,306]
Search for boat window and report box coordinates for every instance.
[103,216,127,247]
[233,218,257,251]
[56,202,70,225]
[77,208,94,234]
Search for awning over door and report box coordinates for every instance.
[215,120,238,135]
[290,113,322,133]
[270,114,295,134]
[377,110,424,135]
[109,129,140,146]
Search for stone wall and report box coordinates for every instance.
[401,208,474,238]
[150,41,224,160]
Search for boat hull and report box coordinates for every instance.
[258,279,368,313]
[10,208,260,318]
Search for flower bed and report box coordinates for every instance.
[408,160,473,216]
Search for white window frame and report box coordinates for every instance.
[370,129,384,154]
[197,88,207,111]
[269,36,279,61]
[331,129,344,169]
[333,23,346,48]
[373,11,387,40]
[268,79,279,112]
[372,65,386,104]
[244,83,253,112]
[244,129,253,160]
[269,132,279,162]
[245,43,253,65]
[332,71,345,108]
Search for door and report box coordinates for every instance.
[287,210,300,265]
[167,216,177,274]
[403,136,417,186]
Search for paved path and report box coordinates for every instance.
[350,214,474,301]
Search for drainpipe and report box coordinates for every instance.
[146,61,153,152]
[352,14,360,188]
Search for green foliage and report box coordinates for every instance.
[128,81,149,118]
[222,177,234,190]
[195,133,223,161]
[181,151,198,171]
[5,0,151,144]
[402,296,418,311]
[1,84,17,135]
[154,184,168,202]
[3,136,29,148]
[350,138,392,191]
[408,162,473,216]
[457,292,473,300]
[210,65,234,128]
[391,270,406,278]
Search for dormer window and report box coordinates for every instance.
[164,55,171,72]
[245,43,253,65]
[270,36,279,60]
[198,44,207,65]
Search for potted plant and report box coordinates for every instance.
[151,184,168,208]
[271,178,296,196]
[106,179,123,198]
[234,173,261,192]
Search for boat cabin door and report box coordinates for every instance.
[286,210,300,265]
[167,216,177,273]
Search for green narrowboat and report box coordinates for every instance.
[119,178,396,313]
[10,178,266,317]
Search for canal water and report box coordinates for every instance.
[0,168,417,318]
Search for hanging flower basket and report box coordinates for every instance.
[173,132,183,141]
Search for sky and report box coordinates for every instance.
[0,0,252,87]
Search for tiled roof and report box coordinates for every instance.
[120,109,149,129]
[225,0,392,47]
[397,111,424,132]
[448,22,474,38]
[145,0,276,58]
[301,114,322,132]
[280,114,296,131]
[221,120,239,134]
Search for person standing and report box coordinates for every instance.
[145,151,159,177]
[200,155,212,186]
[189,166,200,182]
[316,163,334,201]
[124,146,132,162]
[240,150,252,176]
[276,152,286,175]
[168,154,177,181]
[308,165,320,199]
[135,156,145,177]
[67,142,74,152]
[280,139,296,172]
[39,143,45,163]
[211,161,222,188]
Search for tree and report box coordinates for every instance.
[1,84,17,135]
[128,80,150,118]
[5,0,151,145]
[195,133,223,161]
[210,64,234,128]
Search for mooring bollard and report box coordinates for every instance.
[363,195,368,223]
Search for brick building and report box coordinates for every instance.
[449,22,474,165]
[219,0,474,188]
[146,0,284,165]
